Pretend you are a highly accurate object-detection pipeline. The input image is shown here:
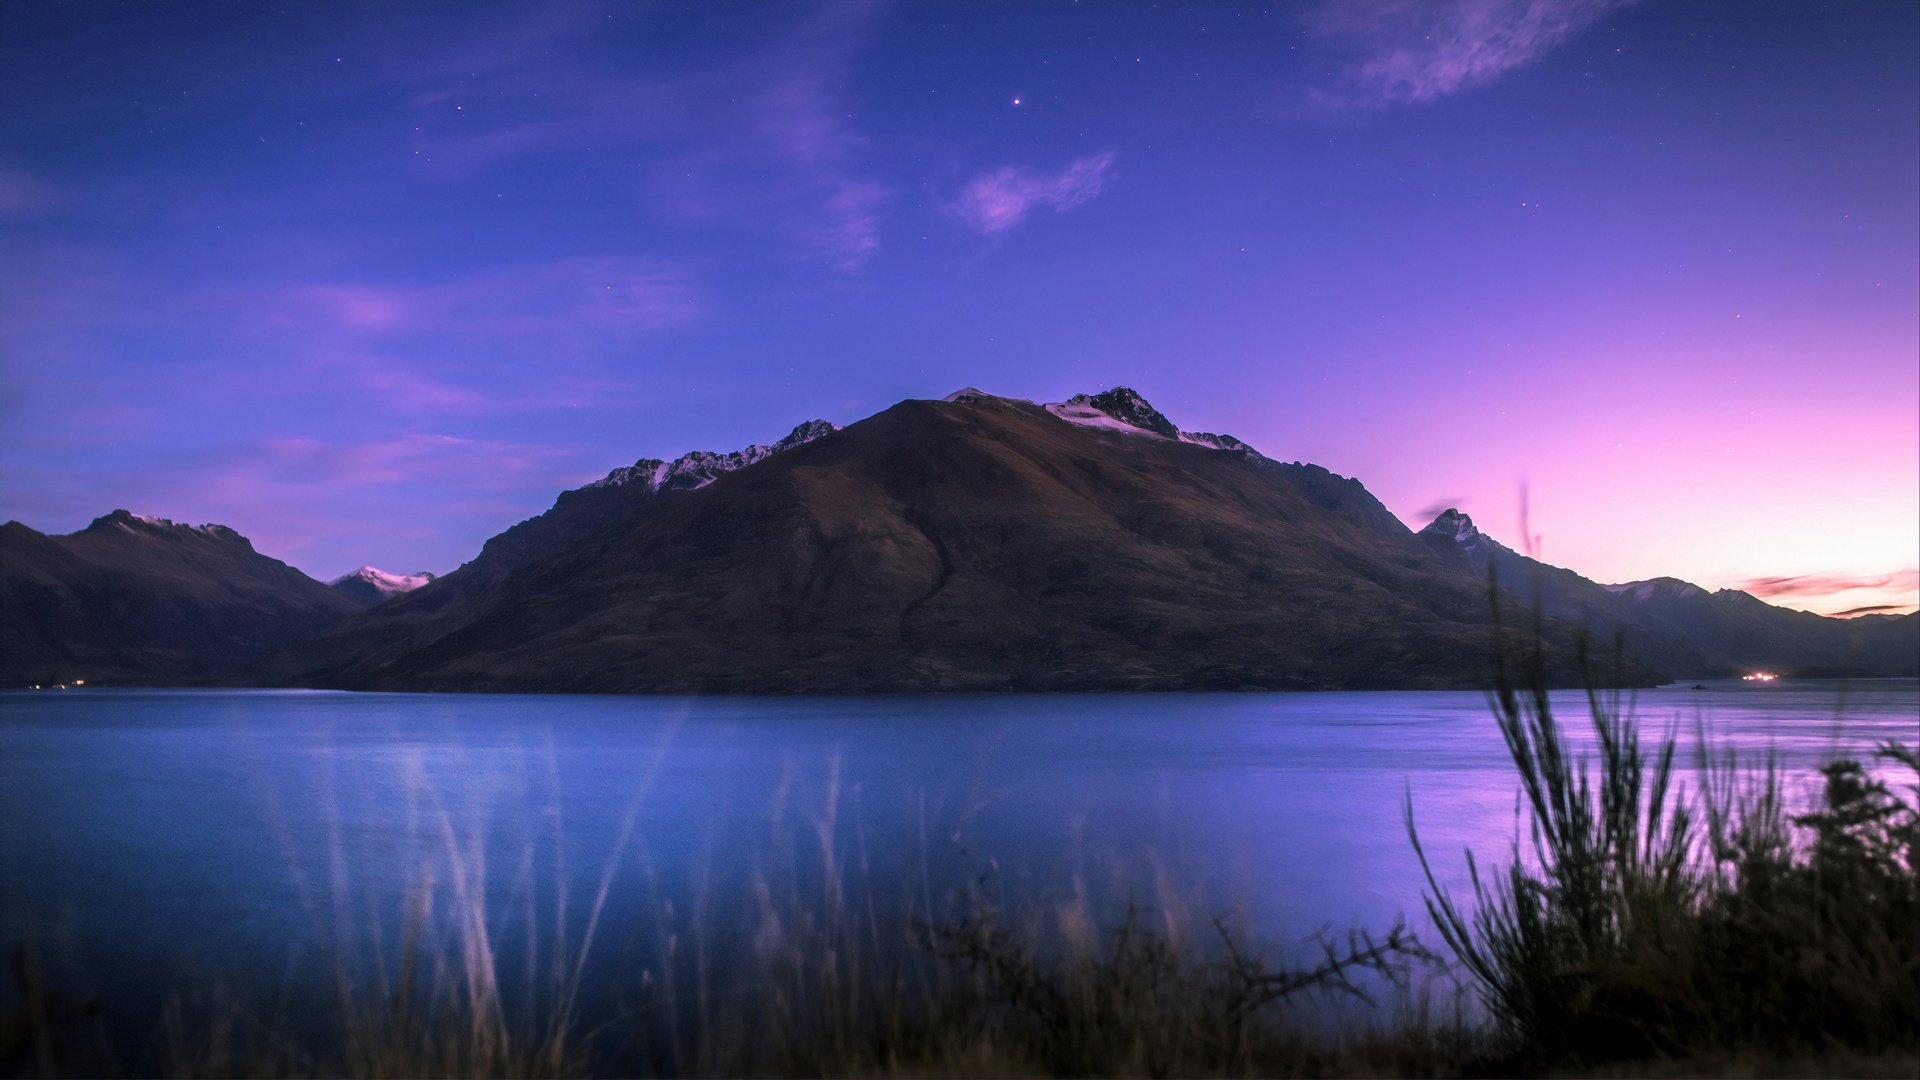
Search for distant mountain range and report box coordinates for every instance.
[5,389,1913,690]
[1417,509,1916,679]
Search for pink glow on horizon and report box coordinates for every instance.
[261,259,703,339]
[1353,387,1919,616]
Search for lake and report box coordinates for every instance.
[2,680,1915,1060]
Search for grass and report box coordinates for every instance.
[1407,591,1920,1072]
[5,615,1916,1077]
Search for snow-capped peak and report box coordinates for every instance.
[1601,577,1711,603]
[1420,508,1482,544]
[1037,386,1258,455]
[942,386,999,403]
[1418,508,1522,560]
[1047,386,1181,439]
[87,509,248,545]
[583,418,841,494]
[331,566,437,596]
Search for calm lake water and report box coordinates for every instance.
[2,680,1915,1046]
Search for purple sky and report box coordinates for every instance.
[3,1,1915,615]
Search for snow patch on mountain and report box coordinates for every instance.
[1421,508,1484,545]
[584,419,840,494]
[1045,387,1182,439]
[89,509,249,545]
[1179,431,1253,452]
[1045,398,1157,434]
[331,566,437,597]
[1602,578,1712,603]
[1035,386,1257,454]
[943,386,1013,403]
[1418,508,1520,560]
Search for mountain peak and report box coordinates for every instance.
[330,565,437,602]
[1420,508,1481,544]
[1040,385,1255,453]
[585,419,841,495]
[85,509,250,547]
[87,508,167,532]
[1059,386,1181,439]
[1417,508,1521,562]
[1600,577,1711,603]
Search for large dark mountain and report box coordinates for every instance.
[17,392,1907,693]
[268,389,1642,693]
[1419,509,1918,679]
[1,510,366,684]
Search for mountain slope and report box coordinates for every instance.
[276,391,1638,692]
[465,418,840,589]
[1,511,366,684]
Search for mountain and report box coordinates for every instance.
[329,566,437,606]
[269,388,1644,693]
[1599,577,1918,678]
[1419,509,1918,679]
[1415,509,1710,679]
[1,510,366,685]
[1840,611,1920,677]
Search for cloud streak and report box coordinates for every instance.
[268,257,703,340]
[220,259,699,415]
[1733,568,1920,602]
[397,3,891,269]
[952,153,1117,235]
[0,162,60,218]
[1307,0,1631,107]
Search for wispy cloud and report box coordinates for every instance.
[238,433,560,492]
[396,3,890,269]
[1832,604,1908,618]
[1306,0,1632,107]
[0,240,698,424]
[267,257,703,340]
[1733,568,1920,602]
[951,153,1117,235]
[1412,498,1470,523]
[238,257,701,412]
[0,162,60,218]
